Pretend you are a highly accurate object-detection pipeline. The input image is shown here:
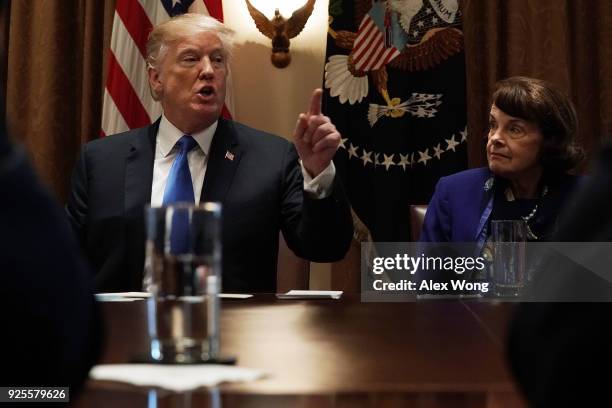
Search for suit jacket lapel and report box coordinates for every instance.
[125,120,159,217]
[473,171,495,244]
[201,118,242,203]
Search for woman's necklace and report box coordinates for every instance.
[504,186,548,240]
[522,205,539,240]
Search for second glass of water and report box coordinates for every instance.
[491,219,527,298]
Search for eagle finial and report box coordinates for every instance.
[245,0,316,68]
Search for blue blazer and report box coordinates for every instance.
[420,168,581,244]
[420,168,492,243]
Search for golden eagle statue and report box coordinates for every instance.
[246,0,316,68]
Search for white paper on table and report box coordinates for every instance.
[95,292,151,301]
[95,292,253,302]
[276,290,343,299]
[89,364,265,392]
[95,292,150,302]
[93,297,140,302]
[219,293,253,299]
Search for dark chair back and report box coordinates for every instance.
[410,205,428,241]
[277,233,310,292]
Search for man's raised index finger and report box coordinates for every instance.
[308,88,323,116]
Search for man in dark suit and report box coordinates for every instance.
[0,119,102,389]
[66,13,353,293]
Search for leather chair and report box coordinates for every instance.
[331,238,361,293]
[276,233,310,292]
[409,205,428,241]
[332,205,430,291]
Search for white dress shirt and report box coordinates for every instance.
[151,115,335,206]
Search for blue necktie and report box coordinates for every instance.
[163,135,198,254]
[163,135,198,205]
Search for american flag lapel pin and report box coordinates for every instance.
[225,150,235,161]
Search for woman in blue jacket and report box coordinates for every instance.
[420,76,584,252]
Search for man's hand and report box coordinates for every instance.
[293,89,341,177]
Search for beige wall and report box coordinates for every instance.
[223,0,329,138]
[223,0,332,289]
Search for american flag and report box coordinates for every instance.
[101,0,232,137]
[351,1,405,72]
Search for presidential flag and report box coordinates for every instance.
[324,0,468,241]
[101,0,231,137]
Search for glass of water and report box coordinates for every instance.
[143,202,222,363]
[491,219,527,298]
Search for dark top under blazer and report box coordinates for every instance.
[66,118,353,293]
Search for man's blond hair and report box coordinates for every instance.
[146,13,235,71]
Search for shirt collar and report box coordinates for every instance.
[157,114,217,157]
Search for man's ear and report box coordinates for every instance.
[148,67,162,101]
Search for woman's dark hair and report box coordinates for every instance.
[492,76,584,173]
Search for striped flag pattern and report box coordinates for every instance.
[352,14,401,72]
[350,1,409,73]
[101,0,232,137]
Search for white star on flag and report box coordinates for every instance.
[339,137,348,149]
[417,149,432,165]
[433,143,444,159]
[348,143,359,159]
[460,128,468,142]
[398,153,410,170]
[445,135,460,152]
[374,153,383,166]
[360,150,373,166]
[382,154,395,170]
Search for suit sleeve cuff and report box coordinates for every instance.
[301,161,336,199]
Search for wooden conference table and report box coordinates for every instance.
[73,295,526,408]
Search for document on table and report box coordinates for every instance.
[276,290,343,299]
[95,292,253,301]
[94,292,150,302]
[90,364,265,392]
